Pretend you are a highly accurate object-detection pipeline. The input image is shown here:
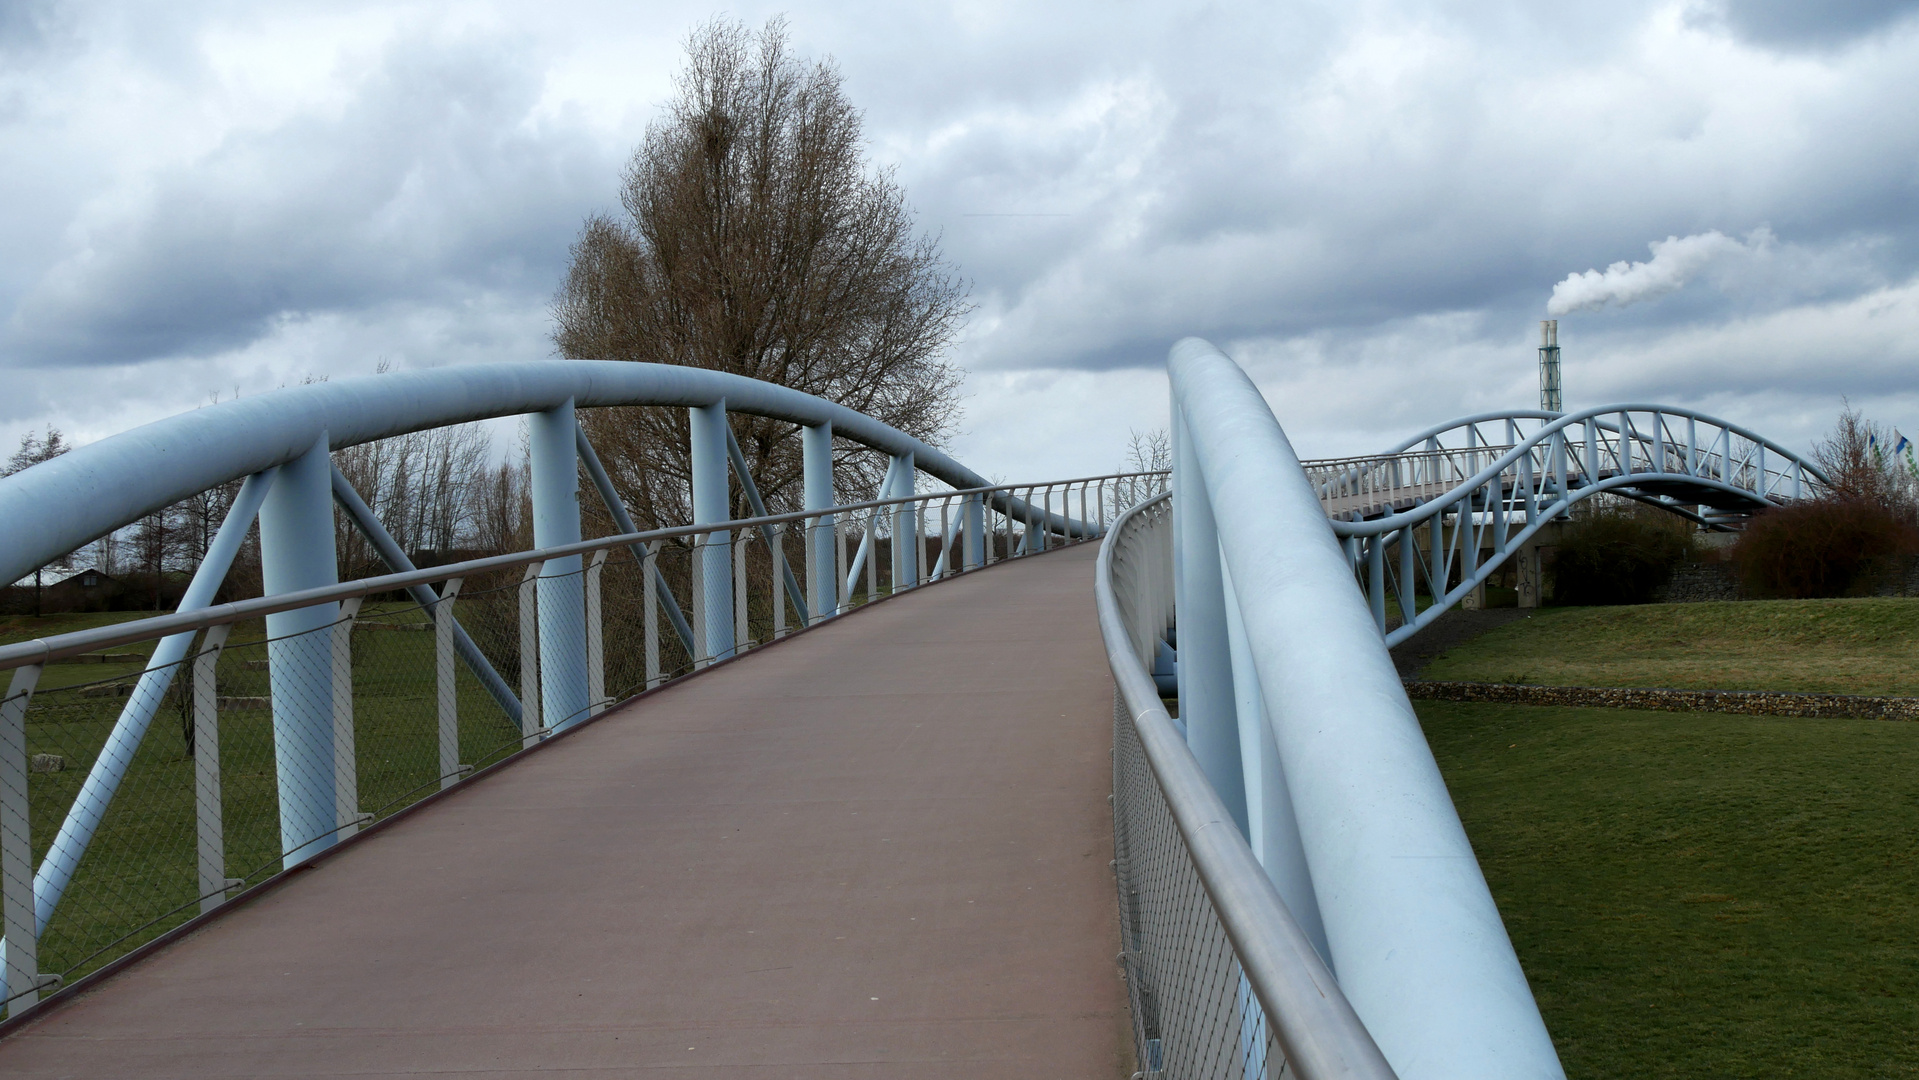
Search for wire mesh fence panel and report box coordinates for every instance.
[1113,695,1281,1080]
[21,658,203,993]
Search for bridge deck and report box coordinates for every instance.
[0,544,1129,1078]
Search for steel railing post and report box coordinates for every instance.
[691,535,708,665]
[834,515,848,613]
[772,524,788,638]
[332,596,363,840]
[193,625,232,915]
[866,506,880,601]
[643,543,661,689]
[1,663,43,1014]
[964,492,985,569]
[437,579,465,786]
[260,432,340,868]
[519,563,542,748]
[689,400,734,661]
[530,400,589,734]
[585,553,606,717]
[734,531,750,649]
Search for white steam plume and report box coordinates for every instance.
[1547,229,1768,316]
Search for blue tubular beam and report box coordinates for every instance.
[890,454,917,589]
[259,433,340,868]
[723,426,809,623]
[1172,411,1246,832]
[1222,559,1329,968]
[0,361,1096,588]
[844,455,904,602]
[330,466,523,729]
[688,401,733,661]
[31,468,276,933]
[573,425,696,656]
[529,401,589,732]
[801,423,835,620]
[1170,337,1564,1080]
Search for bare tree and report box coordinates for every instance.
[333,422,496,577]
[552,17,970,533]
[1812,401,1916,518]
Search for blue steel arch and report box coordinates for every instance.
[0,360,1081,585]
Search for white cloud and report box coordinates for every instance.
[1546,229,1769,316]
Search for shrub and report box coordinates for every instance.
[1730,498,1919,598]
[1549,504,1696,606]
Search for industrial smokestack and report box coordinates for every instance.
[1538,320,1562,413]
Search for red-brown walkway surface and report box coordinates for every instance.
[0,544,1130,1078]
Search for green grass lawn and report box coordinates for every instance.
[1422,700,1919,1078]
[1423,598,1919,695]
[15,603,529,995]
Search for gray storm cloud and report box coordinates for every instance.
[1546,229,1771,317]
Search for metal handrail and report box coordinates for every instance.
[1166,337,1567,1079]
[1095,492,1398,1080]
[0,472,1161,673]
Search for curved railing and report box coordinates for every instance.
[1098,492,1396,1080]
[1313,406,1825,646]
[1110,338,1569,1080]
[0,360,1159,1019]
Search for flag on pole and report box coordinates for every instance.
[1894,430,1918,479]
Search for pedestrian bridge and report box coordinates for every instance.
[0,340,1822,1078]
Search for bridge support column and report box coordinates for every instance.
[260,433,340,868]
[1516,542,1541,609]
[690,400,734,660]
[1172,410,1247,829]
[530,400,589,732]
[802,422,835,622]
[890,453,917,590]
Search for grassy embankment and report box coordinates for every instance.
[1423,701,1919,1078]
[1422,597,1919,695]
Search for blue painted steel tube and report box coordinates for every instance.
[529,401,589,732]
[259,434,341,869]
[0,362,1096,588]
[1171,411,1246,833]
[962,492,985,569]
[688,401,733,661]
[31,468,276,932]
[890,454,916,589]
[801,423,835,620]
[1170,337,1563,1080]
[573,425,696,655]
[330,465,523,728]
[723,426,809,623]
[1222,560,1329,968]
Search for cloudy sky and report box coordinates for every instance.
[4,0,1918,481]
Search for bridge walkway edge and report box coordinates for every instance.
[0,543,1132,1079]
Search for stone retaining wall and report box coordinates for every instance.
[1405,679,1919,720]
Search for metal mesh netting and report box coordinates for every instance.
[1113,686,1282,1079]
[1106,491,1283,1080]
